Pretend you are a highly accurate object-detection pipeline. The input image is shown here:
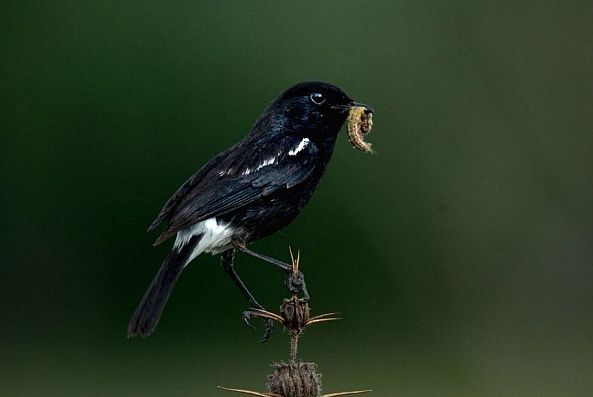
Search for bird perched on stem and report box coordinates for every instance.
[128,81,373,339]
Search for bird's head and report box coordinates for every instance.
[254,81,373,146]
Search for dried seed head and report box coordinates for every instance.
[267,362,321,397]
[280,296,311,333]
[346,106,374,153]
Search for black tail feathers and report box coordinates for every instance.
[127,235,200,337]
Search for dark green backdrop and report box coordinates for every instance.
[2,1,592,396]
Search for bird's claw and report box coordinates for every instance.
[241,311,257,329]
[241,310,275,342]
[260,318,274,343]
[285,270,310,301]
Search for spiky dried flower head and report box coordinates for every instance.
[220,361,371,397]
[267,362,321,397]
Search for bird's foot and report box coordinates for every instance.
[242,310,275,343]
[285,270,310,302]
[284,247,310,301]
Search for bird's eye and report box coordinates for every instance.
[310,93,326,105]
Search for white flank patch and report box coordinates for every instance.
[288,138,310,156]
[174,217,234,266]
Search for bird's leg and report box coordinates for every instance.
[232,243,291,270]
[232,242,310,302]
[220,249,274,342]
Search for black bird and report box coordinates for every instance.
[128,81,373,338]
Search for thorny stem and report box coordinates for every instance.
[288,247,299,366]
[289,331,298,365]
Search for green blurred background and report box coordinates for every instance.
[2,1,592,396]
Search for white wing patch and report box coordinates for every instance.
[256,156,276,171]
[218,169,234,177]
[289,138,310,156]
[174,217,234,266]
[242,156,277,175]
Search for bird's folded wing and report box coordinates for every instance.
[152,138,320,246]
[147,148,234,232]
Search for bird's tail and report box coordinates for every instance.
[127,235,201,337]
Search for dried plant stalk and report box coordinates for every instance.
[219,250,371,397]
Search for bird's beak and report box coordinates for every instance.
[332,102,374,114]
[350,101,374,114]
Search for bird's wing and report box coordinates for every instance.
[152,136,320,246]
[147,147,235,232]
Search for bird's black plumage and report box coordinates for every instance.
[128,81,372,337]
